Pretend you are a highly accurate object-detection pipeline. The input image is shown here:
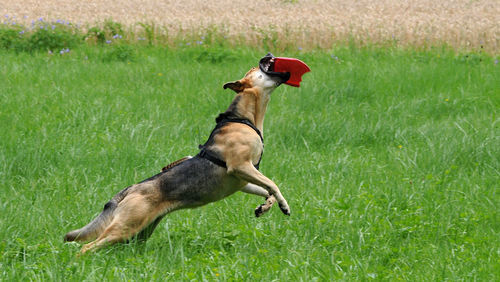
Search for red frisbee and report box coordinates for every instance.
[274,57,311,87]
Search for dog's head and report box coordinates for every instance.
[223,68,285,94]
[223,56,288,94]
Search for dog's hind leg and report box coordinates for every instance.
[241,183,276,217]
[134,214,166,241]
[64,185,135,242]
[80,192,179,254]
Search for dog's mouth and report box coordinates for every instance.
[259,53,275,73]
[259,53,291,84]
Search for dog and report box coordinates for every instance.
[64,55,292,254]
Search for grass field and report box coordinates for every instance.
[0,44,498,280]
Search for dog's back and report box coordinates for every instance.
[156,156,246,207]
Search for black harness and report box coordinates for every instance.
[197,118,264,170]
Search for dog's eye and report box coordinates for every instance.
[258,75,263,79]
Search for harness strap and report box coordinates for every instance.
[197,118,263,170]
[198,146,228,168]
[223,118,263,142]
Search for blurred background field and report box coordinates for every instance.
[2,0,499,53]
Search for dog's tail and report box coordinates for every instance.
[64,157,192,242]
[64,186,132,242]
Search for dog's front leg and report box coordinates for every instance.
[241,183,277,217]
[228,164,290,216]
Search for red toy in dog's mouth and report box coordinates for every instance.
[259,53,310,87]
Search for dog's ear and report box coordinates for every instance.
[223,81,244,93]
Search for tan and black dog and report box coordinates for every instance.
[64,55,292,254]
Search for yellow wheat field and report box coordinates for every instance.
[2,0,499,52]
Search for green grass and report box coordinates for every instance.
[0,45,499,280]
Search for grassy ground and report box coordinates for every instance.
[0,45,499,280]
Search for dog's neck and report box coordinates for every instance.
[218,87,273,135]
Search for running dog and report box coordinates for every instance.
[64,54,293,254]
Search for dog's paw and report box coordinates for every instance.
[279,203,291,216]
[254,195,276,217]
[254,203,271,217]
[255,205,264,217]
